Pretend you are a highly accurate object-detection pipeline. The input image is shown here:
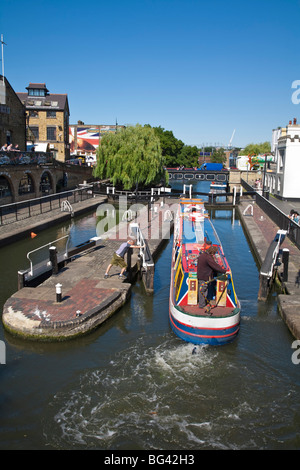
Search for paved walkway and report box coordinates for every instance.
[268,195,300,217]
[238,197,300,339]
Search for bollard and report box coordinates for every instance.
[282,248,289,282]
[49,246,58,275]
[18,270,26,290]
[56,283,62,303]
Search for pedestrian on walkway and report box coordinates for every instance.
[104,238,143,280]
[293,212,300,224]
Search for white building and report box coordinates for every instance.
[265,119,300,200]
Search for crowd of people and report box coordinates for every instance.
[1,143,20,151]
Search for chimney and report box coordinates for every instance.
[293,118,297,125]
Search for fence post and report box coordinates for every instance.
[233,186,236,206]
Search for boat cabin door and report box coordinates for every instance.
[188,274,198,305]
[216,280,227,306]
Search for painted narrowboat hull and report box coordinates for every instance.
[169,198,240,346]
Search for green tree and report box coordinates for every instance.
[178,145,199,167]
[93,124,167,189]
[211,147,226,164]
[148,125,184,167]
[239,142,271,155]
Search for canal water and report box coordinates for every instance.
[0,181,299,450]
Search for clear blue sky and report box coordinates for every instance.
[1,0,300,148]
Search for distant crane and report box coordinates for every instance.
[228,129,235,149]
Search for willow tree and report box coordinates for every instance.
[93,124,168,189]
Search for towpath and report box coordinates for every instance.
[238,199,300,339]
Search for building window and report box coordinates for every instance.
[30,127,39,140]
[0,175,12,198]
[47,110,56,118]
[28,89,46,97]
[18,173,34,195]
[29,110,38,117]
[279,149,284,172]
[40,172,52,193]
[47,127,56,141]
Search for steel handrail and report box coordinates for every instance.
[26,235,69,276]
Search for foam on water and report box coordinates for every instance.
[44,339,226,449]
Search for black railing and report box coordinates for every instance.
[0,150,53,165]
[242,179,300,250]
[0,187,94,225]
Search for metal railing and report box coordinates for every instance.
[129,222,154,268]
[242,179,300,250]
[0,187,95,225]
[26,235,70,279]
[18,234,103,288]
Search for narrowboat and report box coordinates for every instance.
[209,182,227,193]
[169,198,240,345]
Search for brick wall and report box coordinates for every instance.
[28,109,68,161]
[0,77,26,150]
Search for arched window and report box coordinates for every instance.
[0,175,12,198]
[19,173,35,195]
[40,171,52,194]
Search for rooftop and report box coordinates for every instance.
[17,82,69,112]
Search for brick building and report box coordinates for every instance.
[17,83,70,161]
[0,75,26,150]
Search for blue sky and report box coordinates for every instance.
[1,0,300,148]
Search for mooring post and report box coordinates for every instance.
[56,283,62,302]
[258,273,269,301]
[49,246,58,275]
[143,264,154,294]
[282,248,289,282]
